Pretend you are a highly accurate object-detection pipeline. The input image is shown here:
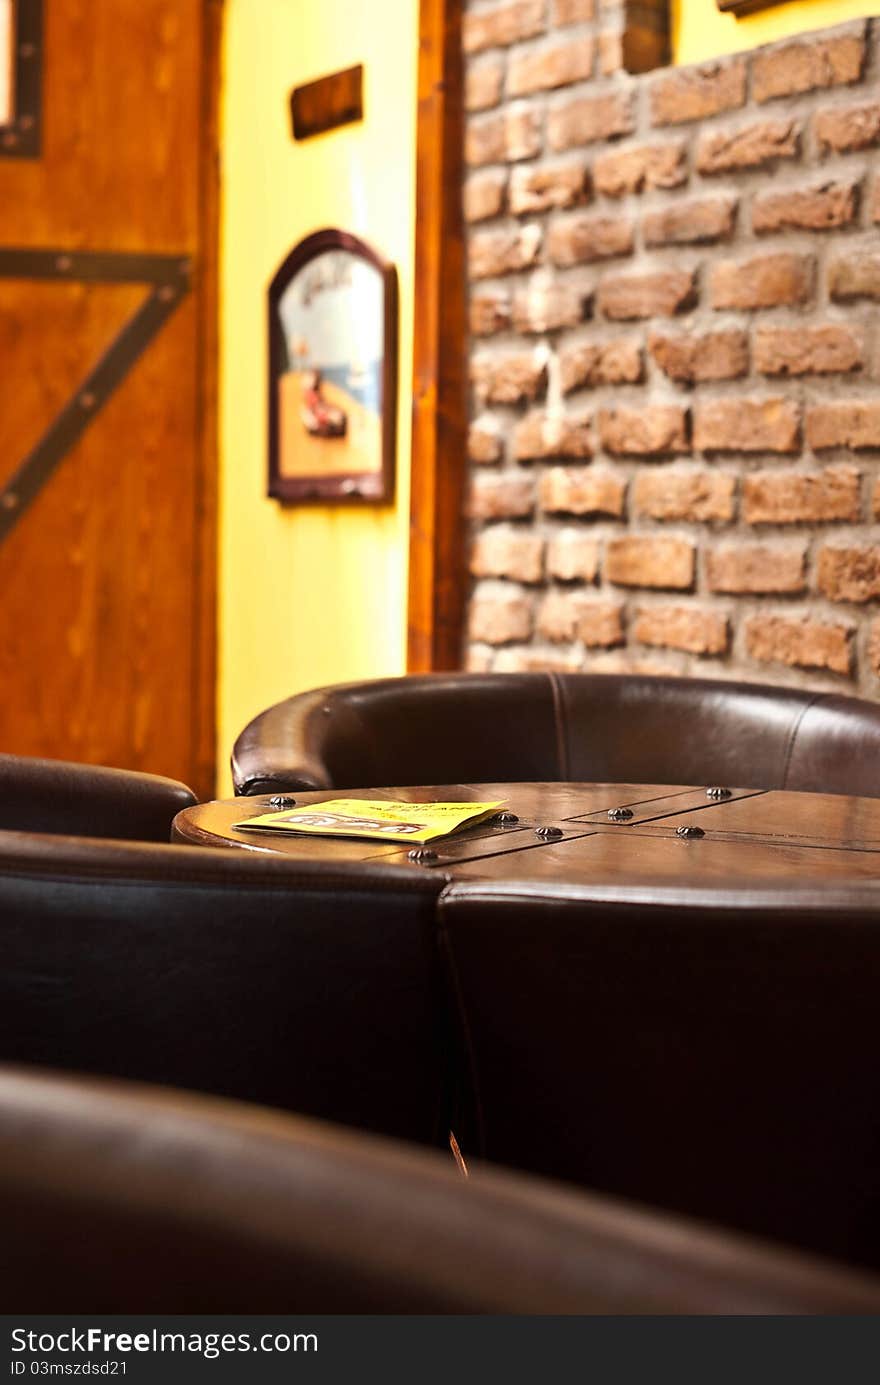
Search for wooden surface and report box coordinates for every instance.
[407,0,467,673]
[0,0,218,797]
[172,783,880,885]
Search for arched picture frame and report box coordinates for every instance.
[267,228,398,504]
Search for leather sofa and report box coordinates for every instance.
[0,831,447,1146]
[438,875,880,1273]
[0,752,196,840]
[231,672,880,799]
[5,1064,880,1313]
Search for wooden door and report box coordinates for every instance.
[0,0,218,797]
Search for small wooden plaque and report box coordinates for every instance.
[716,0,789,14]
[290,64,363,141]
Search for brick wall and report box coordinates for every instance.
[463,4,880,695]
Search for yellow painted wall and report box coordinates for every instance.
[673,0,879,65]
[218,0,417,791]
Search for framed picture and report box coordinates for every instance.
[268,228,398,504]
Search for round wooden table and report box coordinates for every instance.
[172,781,880,886]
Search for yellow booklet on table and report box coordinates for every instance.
[234,798,505,845]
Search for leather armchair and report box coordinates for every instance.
[5,1065,880,1312]
[439,875,880,1273]
[0,752,197,840]
[0,831,447,1146]
[231,672,880,799]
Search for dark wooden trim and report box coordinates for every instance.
[1,0,43,158]
[716,0,789,14]
[290,64,363,141]
[191,0,223,800]
[267,227,397,505]
[407,0,467,673]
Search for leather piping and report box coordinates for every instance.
[780,692,823,789]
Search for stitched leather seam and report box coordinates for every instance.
[781,693,823,789]
[548,672,568,780]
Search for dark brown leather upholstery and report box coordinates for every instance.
[0,832,448,1145]
[0,752,197,840]
[439,877,880,1272]
[231,672,880,799]
[5,1066,880,1312]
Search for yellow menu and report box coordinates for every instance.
[234,798,505,845]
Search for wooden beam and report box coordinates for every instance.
[408,0,467,672]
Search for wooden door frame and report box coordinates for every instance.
[192,0,222,797]
[407,0,467,672]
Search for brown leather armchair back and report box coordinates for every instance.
[439,877,880,1273]
[0,832,447,1146]
[0,752,196,840]
[5,1065,880,1313]
[231,672,880,799]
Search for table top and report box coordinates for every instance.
[172,782,880,886]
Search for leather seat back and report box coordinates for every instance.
[0,833,448,1146]
[232,672,880,799]
[5,1065,880,1312]
[439,877,880,1271]
[0,753,197,840]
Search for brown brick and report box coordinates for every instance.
[539,466,626,516]
[707,544,806,594]
[508,34,595,96]
[465,646,494,673]
[600,404,689,456]
[752,179,859,234]
[828,252,880,302]
[709,252,813,310]
[599,31,623,76]
[537,591,623,647]
[465,106,544,166]
[548,91,635,152]
[633,470,735,523]
[464,0,546,54]
[466,59,504,112]
[469,225,542,280]
[546,530,600,582]
[807,402,880,451]
[814,101,880,152]
[592,142,687,197]
[470,527,545,583]
[513,411,593,460]
[742,465,861,524]
[634,605,729,656]
[553,0,595,22]
[471,353,548,405]
[560,338,643,392]
[468,474,536,520]
[818,545,880,603]
[649,329,748,384]
[578,601,626,648]
[494,647,584,673]
[547,212,634,266]
[468,418,504,465]
[464,171,507,223]
[868,619,880,677]
[598,268,696,320]
[606,536,695,589]
[754,325,863,377]
[753,29,866,104]
[745,614,852,676]
[509,162,589,215]
[512,279,590,333]
[874,476,880,521]
[696,117,800,174]
[650,60,746,126]
[468,590,534,645]
[470,291,512,336]
[694,398,800,454]
[872,177,880,224]
[643,195,737,247]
